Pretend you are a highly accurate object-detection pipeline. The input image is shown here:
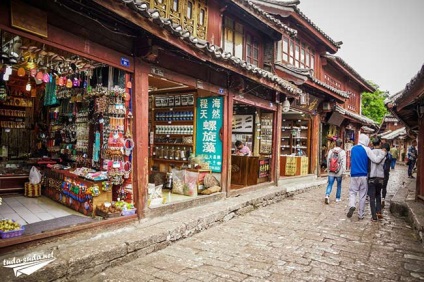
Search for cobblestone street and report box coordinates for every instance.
[90,166,424,282]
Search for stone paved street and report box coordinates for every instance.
[90,166,424,282]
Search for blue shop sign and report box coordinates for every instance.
[195,97,223,172]
[120,57,130,68]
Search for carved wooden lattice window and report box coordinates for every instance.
[149,0,208,40]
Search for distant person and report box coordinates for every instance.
[389,144,399,169]
[234,140,252,156]
[324,139,346,204]
[347,134,386,220]
[368,137,387,221]
[407,140,418,178]
[321,145,328,170]
[381,143,392,208]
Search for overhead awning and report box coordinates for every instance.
[380,127,407,140]
[334,105,377,128]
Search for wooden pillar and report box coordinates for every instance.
[417,118,424,200]
[221,93,230,195]
[132,58,149,219]
[311,114,321,176]
[273,101,282,184]
[225,93,234,195]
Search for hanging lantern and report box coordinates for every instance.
[124,92,131,102]
[282,97,290,112]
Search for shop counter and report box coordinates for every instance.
[43,168,112,217]
[231,156,271,188]
[280,156,308,176]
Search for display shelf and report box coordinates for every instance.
[280,119,310,157]
[150,93,195,172]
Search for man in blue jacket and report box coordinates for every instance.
[347,134,387,220]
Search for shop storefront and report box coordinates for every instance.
[280,110,311,177]
[229,90,276,190]
[147,71,225,207]
[0,0,145,244]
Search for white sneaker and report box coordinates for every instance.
[325,196,329,204]
[336,198,341,202]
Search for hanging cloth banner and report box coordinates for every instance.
[195,96,223,172]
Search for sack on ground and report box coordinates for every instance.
[29,166,42,184]
[328,149,341,173]
[171,169,185,195]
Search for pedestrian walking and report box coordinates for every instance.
[389,144,398,169]
[381,142,392,208]
[406,140,418,178]
[347,134,386,220]
[368,137,387,221]
[324,139,346,204]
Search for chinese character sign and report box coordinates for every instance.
[195,97,223,172]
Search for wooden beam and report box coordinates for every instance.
[273,101,282,184]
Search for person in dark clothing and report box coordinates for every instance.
[407,140,418,178]
[381,143,392,208]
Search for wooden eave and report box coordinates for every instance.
[326,59,375,93]
[289,13,338,54]
[396,80,424,111]
[303,80,346,103]
[224,1,284,40]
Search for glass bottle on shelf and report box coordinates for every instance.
[163,146,168,159]
[181,147,186,161]
[158,146,164,159]
[169,147,174,160]
[175,147,180,160]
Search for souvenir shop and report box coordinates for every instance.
[229,94,275,189]
[279,109,311,177]
[0,28,137,237]
[147,73,224,207]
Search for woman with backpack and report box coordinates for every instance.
[324,139,346,204]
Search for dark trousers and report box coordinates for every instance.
[382,171,389,199]
[408,160,416,177]
[368,178,383,219]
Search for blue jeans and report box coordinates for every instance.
[325,176,342,199]
[390,158,397,169]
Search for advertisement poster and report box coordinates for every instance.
[195,97,223,172]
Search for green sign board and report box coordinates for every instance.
[195,96,223,172]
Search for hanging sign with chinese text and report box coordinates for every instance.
[195,97,223,172]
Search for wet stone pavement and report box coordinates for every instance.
[90,166,424,282]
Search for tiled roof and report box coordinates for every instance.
[119,0,303,96]
[323,55,376,92]
[335,105,377,127]
[388,64,424,103]
[236,0,297,36]
[294,7,342,48]
[380,127,406,140]
[274,62,350,98]
[361,126,376,133]
[250,0,342,48]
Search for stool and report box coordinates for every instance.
[25,182,41,197]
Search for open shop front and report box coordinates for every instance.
[147,73,224,210]
[0,29,136,239]
[279,109,311,177]
[230,96,275,190]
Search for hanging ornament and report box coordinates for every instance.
[17,67,25,77]
[66,78,72,88]
[126,80,132,89]
[124,92,131,102]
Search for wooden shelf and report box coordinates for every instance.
[154,106,194,111]
[152,158,189,163]
[154,120,193,125]
[153,143,193,146]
